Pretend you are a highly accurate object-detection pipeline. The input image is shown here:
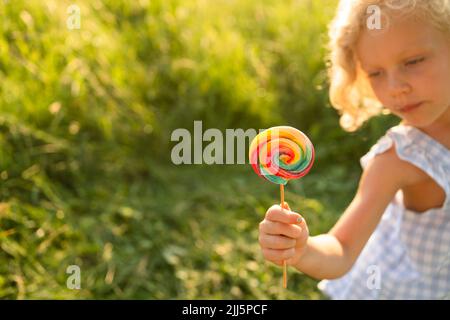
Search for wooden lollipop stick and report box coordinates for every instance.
[280,184,287,289]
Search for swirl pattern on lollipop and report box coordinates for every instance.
[249,126,315,185]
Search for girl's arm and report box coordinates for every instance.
[291,146,418,280]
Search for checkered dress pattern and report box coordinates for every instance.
[318,124,450,300]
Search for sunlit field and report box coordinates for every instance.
[0,0,399,299]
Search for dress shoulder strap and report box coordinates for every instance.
[360,124,450,209]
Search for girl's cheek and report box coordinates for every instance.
[370,81,389,104]
[409,71,438,97]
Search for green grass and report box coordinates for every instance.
[0,0,399,299]
[1,161,357,299]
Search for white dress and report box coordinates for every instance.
[318,124,450,299]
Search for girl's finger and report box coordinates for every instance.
[262,247,295,261]
[281,201,291,211]
[259,220,302,239]
[265,205,303,224]
[272,260,284,266]
[259,233,296,249]
[296,216,307,228]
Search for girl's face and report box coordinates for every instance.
[356,13,450,128]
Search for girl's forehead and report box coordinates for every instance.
[356,15,441,65]
[360,15,430,48]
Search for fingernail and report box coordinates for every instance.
[297,217,303,223]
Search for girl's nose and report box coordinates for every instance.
[387,72,412,98]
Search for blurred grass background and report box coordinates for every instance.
[0,0,399,299]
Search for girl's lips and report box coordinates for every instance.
[398,102,423,113]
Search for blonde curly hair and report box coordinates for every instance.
[327,0,450,131]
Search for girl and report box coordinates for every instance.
[258,0,450,299]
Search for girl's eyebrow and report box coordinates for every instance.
[396,45,430,58]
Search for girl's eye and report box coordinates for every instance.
[368,71,381,78]
[405,57,425,66]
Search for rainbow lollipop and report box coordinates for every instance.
[249,126,315,288]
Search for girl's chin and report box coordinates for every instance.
[398,104,450,128]
[400,117,437,129]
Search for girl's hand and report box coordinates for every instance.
[258,202,309,267]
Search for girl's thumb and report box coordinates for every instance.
[281,201,291,211]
